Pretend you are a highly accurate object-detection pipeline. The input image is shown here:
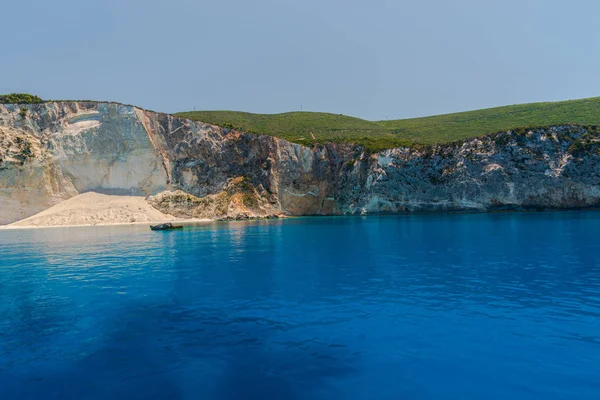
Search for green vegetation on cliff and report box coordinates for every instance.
[177,96,600,150]
[378,97,600,143]
[175,110,404,150]
[0,93,43,104]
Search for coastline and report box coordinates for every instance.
[0,218,212,230]
[0,192,212,230]
[3,207,600,231]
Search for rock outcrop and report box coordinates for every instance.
[148,177,284,220]
[1,101,600,225]
[0,125,77,224]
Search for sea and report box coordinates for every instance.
[1,212,599,399]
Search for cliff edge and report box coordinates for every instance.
[1,101,600,225]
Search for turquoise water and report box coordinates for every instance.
[1,213,600,399]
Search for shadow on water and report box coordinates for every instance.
[1,297,356,399]
[0,302,181,399]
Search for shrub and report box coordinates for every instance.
[18,107,28,119]
[494,133,510,146]
[569,140,595,157]
[0,93,43,104]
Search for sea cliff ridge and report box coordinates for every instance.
[1,100,600,226]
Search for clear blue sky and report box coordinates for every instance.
[3,0,600,120]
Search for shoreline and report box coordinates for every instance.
[0,192,212,230]
[4,207,599,231]
[0,218,213,230]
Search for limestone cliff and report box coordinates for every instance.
[1,101,600,224]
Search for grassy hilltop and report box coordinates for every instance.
[177,96,600,151]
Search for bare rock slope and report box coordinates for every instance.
[1,101,600,225]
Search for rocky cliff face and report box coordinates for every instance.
[147,177,284,221]
[1,101,600,224]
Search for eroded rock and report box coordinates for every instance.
[148,177,284,220]
[1,101,600,225]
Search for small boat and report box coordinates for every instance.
[150,223,184,231]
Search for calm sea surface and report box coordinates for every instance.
[1,213,600,399]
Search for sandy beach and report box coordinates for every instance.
[1,192,209,229]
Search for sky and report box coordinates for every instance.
[3,0,600,120]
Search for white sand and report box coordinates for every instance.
[3,192,207,229]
